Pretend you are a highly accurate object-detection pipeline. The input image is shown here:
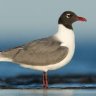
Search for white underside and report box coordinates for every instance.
[0,24,75,72]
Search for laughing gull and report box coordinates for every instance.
[0,11,87,88]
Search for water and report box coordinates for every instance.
[0,89,96,96]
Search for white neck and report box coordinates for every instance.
[54,24,75,47]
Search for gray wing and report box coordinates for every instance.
[2,37,69,66]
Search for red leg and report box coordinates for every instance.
[45,72,48,88]
[43,72,45,88]
[43,72,48,89]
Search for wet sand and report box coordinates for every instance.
[0,89,96,96]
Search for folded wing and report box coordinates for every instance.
[1,37,69,66]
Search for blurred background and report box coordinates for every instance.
[0,0,96,78]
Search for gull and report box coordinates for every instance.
[0,11,87,88]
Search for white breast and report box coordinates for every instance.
[21,24,75,72]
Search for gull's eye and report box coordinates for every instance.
[66,14,72,19]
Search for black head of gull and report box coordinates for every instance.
[58,11,87,29]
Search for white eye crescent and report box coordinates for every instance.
[66,14,71,18]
